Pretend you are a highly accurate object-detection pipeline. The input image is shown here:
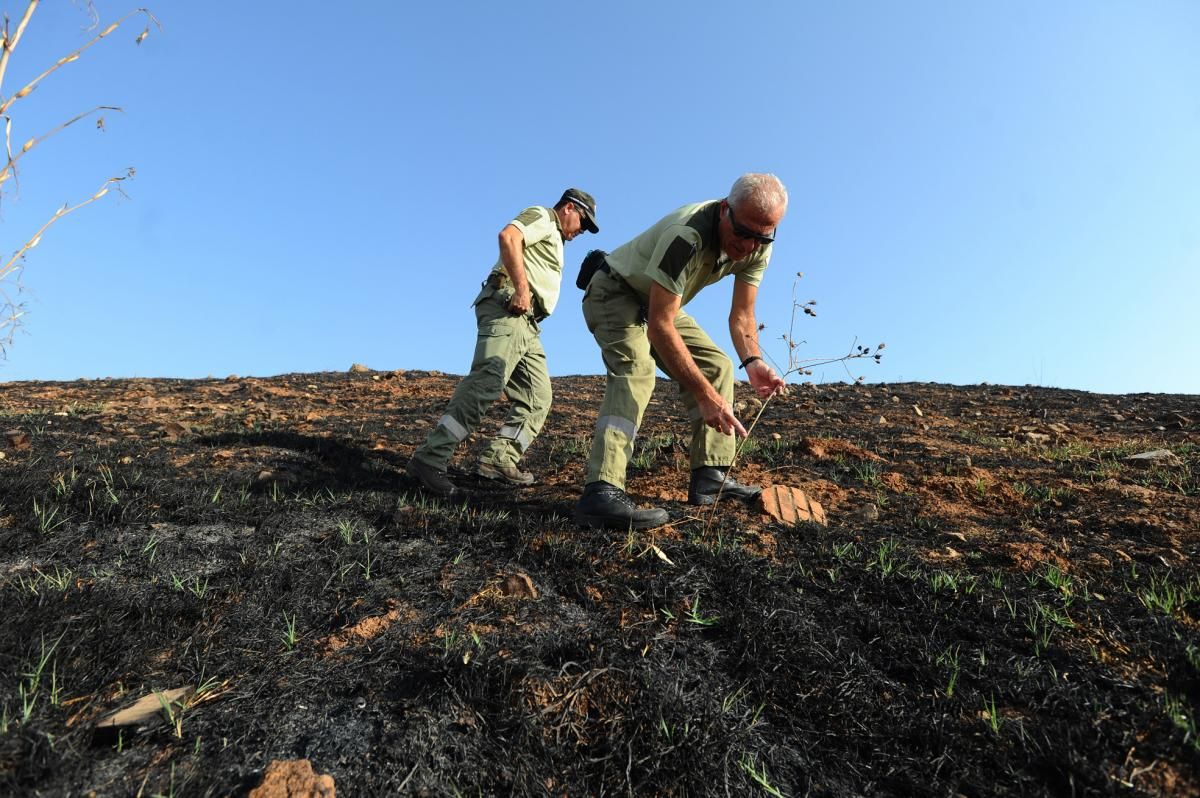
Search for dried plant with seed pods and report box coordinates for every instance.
[705,271,886,525]
[0,2,159,356]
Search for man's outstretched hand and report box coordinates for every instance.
[747,359,787,399]
[700,395,748,437]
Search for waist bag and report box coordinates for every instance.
[576,249,610,290]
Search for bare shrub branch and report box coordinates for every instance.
[0,3,158,357]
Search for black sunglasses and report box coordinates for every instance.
[727,204,775,246]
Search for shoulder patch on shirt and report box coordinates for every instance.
[659,235,697,281]
[684,202,720,252]
[514,207,543,226]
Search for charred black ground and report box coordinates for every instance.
[0,371,1197,796]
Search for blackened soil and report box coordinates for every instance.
[0,370,1197,796]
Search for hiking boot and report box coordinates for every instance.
[575,481,669,530]
[405,457,458,498]
[687,467,763,506]
[476,461,535,486]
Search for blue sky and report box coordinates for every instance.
[2,1,1197,394]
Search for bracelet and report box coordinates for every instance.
[738,355,762,370]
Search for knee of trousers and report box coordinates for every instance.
[706,355,735,399]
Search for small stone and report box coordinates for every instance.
[499,573,538,599]
[912,405,923,417]
[877,416,887,425]
[891,395,900,403]
[856,503,880,522]
[1123,449,1184,468]
[349,363,371,374]
[6,430,31,450]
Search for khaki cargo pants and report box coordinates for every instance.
[582,269,735,489]
[412,288,551,471]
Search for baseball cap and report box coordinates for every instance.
[560,188,599,234]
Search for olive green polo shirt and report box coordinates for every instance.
[489,206,565,317]
[605,200,771,306]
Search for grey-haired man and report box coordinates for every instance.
[575,174,788,529]
[407,189,599,497]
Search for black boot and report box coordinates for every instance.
[405,457,459,498]
[575,481,669,530]
[688,467,762,506]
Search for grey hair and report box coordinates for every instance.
[728,173,788,216]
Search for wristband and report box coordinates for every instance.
[738,355,762,370]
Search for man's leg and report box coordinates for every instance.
[575,272,669,530]
[411,300,532,472]
[582,274,657,490]
[478,330,551,473]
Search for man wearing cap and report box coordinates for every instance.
[574,173,788,529]
[407,188,600,497]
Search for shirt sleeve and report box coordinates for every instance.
[645,228,702,296]
[508,206,554,246]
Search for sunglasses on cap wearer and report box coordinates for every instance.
[726,203,776,246]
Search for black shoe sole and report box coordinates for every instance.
[574,510,668,530]
[687,490,762,507]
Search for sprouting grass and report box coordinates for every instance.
[1164,692,1199,752]
[1038,564,1075,602]
[631,433,677,470]
[188,576,209,600]
[37,565,73,593]
[912,515,941,533]
[739,753,785,797]
[281,612,299,651]
[1034,599,1076,630]
[142,533,160,563]
[15,565,75,596]
[336,519,356,545]
[17,632,65,724]
[872,539,900,578]
[930,570,959,595]
[849,460,883,488]
[1042,442,1095,462]
[52,465,79,498]
[831,541,859,561]
[1138,572,1198,616]
[936,645,961,697]
[1024,611,1053,657]
[684,595,719,627]
[983,694,1002,734]
[32,498,67,534]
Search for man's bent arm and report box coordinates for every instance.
[498,224,532,315]
[730,280,786,398]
